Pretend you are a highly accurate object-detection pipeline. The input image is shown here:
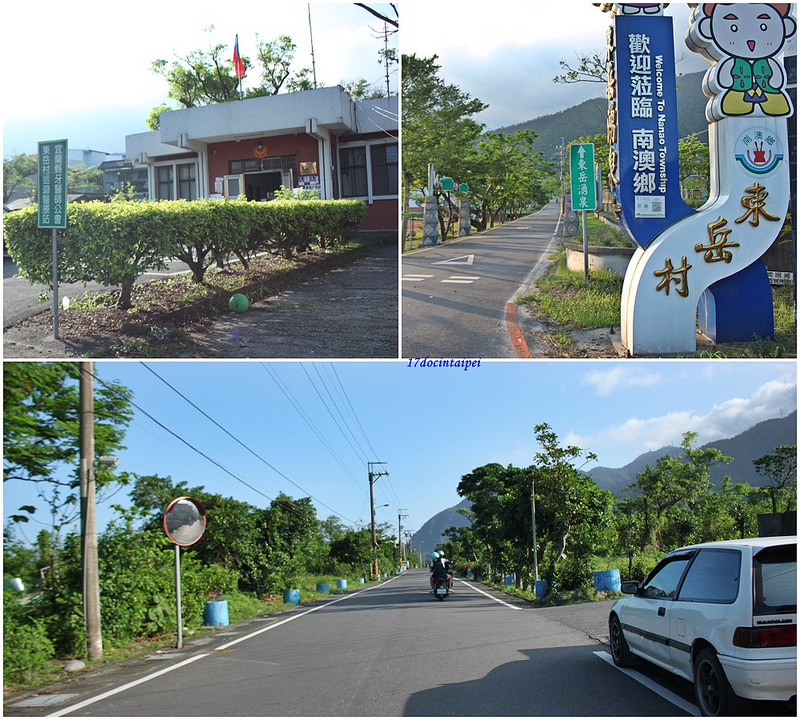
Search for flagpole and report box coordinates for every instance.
[234,34,244,101]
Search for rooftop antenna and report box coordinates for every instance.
[308,3,318,89]
[382,22,390,96]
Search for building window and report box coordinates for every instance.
[370,143,398,196]
[156,166,174,200]
[155,162,197,201]
[178,163,196,200]
[340,147,368,198]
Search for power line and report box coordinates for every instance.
[260,363,364,495]
[86,364,352,524]
[139,363,356,524]
[329,363,380,459]
[300,363,370,465]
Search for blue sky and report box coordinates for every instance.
[4,360,796,546]
[403,1,712,129]
[2,1,398,156]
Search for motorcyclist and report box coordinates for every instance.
[429,551,453,590]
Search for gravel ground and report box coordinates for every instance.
[177,242,398,358]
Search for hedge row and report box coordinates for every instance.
[3,198,367,307]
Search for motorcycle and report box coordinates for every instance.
[432,577,450,600]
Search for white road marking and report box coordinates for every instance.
[593,650,700,716]
[441,275,480,284]
[402,274,434,281]
[456,579,521,610]
[48,577,401,717]
[433,254,475,265]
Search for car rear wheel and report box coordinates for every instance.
[609,614,636,667]
[693,648,739,716]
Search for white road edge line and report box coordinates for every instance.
[48,576,401,717]
[593,650,700,716]
[507,206,563,306]
[456,579,521,610]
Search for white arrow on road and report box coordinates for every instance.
[432,254,475,266]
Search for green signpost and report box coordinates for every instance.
[569,143,596,281]
[38,139,68,338]
[569,143,596,211]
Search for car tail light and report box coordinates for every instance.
[733,625,796,648]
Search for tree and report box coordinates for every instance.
[150,31,313,118]
[401,53,487,238]
[329,528,374,578]
[4,363,134,523]
[457,463,531,583]
[553,50,607,85]
[753,444,797,514]
[247,35,313,97]
[355,3,399,29]
[631,432,731,550]
[3,153,37,204]
[677,132,710,200]
[531,423,614,586]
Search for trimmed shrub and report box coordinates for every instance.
[3,198,367,307]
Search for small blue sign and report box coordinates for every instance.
[613,15,693,248]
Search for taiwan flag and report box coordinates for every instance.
[233,35,245,79]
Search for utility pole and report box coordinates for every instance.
[397,508,407,560]
[368,461,389,579]
[79,362,102,660]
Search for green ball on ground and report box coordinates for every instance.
[229,293,249,313]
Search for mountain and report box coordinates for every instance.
[411,413,796,551]
[495,70,709,158]
[588,411,797,497]
[410,498,471,559]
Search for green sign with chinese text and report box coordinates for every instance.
[569,143,596,211]
[38,139,68,229]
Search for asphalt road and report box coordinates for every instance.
[7,571,699,717]
[402,201,562,359]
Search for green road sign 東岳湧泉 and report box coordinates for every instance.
[38,139,68,229]
[569,143,596,211]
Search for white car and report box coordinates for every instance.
[608,536,796,716]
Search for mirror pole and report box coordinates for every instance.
[175,544,183,649]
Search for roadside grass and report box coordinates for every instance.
[565,213,634,248]
[519,250,623,330]
[521,249,796,358]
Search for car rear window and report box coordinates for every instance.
[753,544,797,616]
[678,549,740,603]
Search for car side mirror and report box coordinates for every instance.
[621,580,640,595]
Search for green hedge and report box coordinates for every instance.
[4,198,367,307]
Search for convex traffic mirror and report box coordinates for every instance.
[163,496,206,546]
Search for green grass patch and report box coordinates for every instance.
[519,250,622,329]
[566,214,634,248]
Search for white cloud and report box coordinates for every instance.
[572,377,797,466]
[581,365,663,397]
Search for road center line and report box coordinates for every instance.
[48,577,401,717]
[593,650,700,716]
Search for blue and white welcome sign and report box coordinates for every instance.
[606,3,794,354]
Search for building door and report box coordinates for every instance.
[245,171,283,201]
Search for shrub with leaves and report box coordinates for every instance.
[4,198,367,307]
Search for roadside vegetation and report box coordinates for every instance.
[439,424,795,600]
[4,369,796,692]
